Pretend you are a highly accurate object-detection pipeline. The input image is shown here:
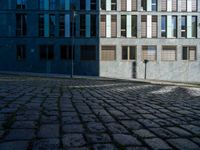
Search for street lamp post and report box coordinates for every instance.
[71,5,75,78]
[144,59,149,79]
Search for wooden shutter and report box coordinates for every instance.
[172,0,177,11]
[100,15,106,37]
[132,0,137,11]
[101,46,116,61]
[142,46,156,61]
[141,16,147,38]
[161,0,167,11]
[152,16,157,38]
[111,15,117,37]
[181,0,187,12]
[121,0,127,11]
[192,0,197,11]
[189,46,196,60]
[162,46,177,61]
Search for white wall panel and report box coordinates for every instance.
[126,15,132,37]
[106,0,111,11]
[127,0,132,11]
[106,15,111,37]
[187,16,192,38]
[147,15,152,38]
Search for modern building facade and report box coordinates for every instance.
[0,0,200,82]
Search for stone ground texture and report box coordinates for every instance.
[0,75,200,150]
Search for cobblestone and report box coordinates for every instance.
[0,75,200,149]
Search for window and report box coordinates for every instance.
[59,15,65,37]
[141,15,147,38]
[192,16,197,38]
[122,46,136,60]
[132,0,137,11]
[80,15,86,37]
[121,15,126,37]
[60,0,65,9]
[101,0,106,10]
[141,0,147,11]
[16,45,26,61]
[16,14,27,36]
[60,45,72,60]
[182,46,197,61]
[49,0,56,10]
[161,0,167,11]
[181,0,187,12]
[111,15,117,37]
[39,14,44,37]
[39,0,44,9]
[181,16,187,38]
[39,45,54,60]
[80,0,86,10]
[111,0,117,10]
[101,46,116,61]
[100,15,106,37]
[152,0,157,11]
[192,0,197,12]
[162,46,177,61]
[91,0,96,10]
[132,15,137,37]
[152,16,157,38]
[49,14,56,37]
[161,16,167,37]
[91,15,96,37]
[16,0,26,9]
[121,0,127,11]
[142,46,157,61]
[81,45,96,61]
[172,16,177,38]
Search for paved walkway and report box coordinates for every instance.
[0,75,200,150]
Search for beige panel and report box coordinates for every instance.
[161,0,167,11]
[141,16,147,38]
[101,46,116,61]
[121,0,127,11]
[100,15,106,37]
[111,15,117,37]
[132,0,137,11]
[152,16,157,38]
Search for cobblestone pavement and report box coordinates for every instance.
[0,75,200,150]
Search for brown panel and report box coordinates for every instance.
[111,15,117,37]
[132,0,137,11]
[101,46,116,61]
[189,46,196,60]
[141,16,147,38]
[121,0,127,11]
[152,16,157,38]
[162,46,177,61]
[192,0,197,11]
[172,0,177,11]
[142,46,156,61]
[181,0,187,12]
[161,0,167,11]
[100,15,106,37]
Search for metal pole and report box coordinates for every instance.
[144,63,147,79]
[71,8,75,78]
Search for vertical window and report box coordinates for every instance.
[131,15,137,37]
[49,0,56,10]
[80,45,96,61]
[39,14,44,37]
[181,0,187,12]
[70,14,76,37]
[152,16,157,38]
[49,14,56,37]
[80,15,86,37]
[192,16,197,38]
[111,0,117,10]
[60,0,65,9]
[91,15,96,37]
[101,46,116,61]
[142,46,157,61]
[162,46,177,61]
[161,16,167,37]
[16,45,26,61]
[39,45,54,60]
[101,0,106,10]
[192,0,197,12]
[161,0,167,11]
[152,0,157,11]
[121,15,127,37]
[121,0,127,11]
[172,0,177,11]
[39,0,44,9]
[141,15,147,38]
[141,0,147,11]
[80,0,86,10]
[91,0,96,10]
[181,16,187,38]
[100,15,106,37]
[16,14,27,36]
[172,16,177,38]
[60,45,72,60]
[182,46,197,61]
[111,15,117,37]
[59,15,65,37]
[122,46,137,60]
[132,0,137,11]
[16,0,26,9]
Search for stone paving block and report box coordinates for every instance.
[113,134,142,146]
[167,127,192,137]
[93,144,117,150]
[62,116,81,124]
[0,141,29,150]
[134,129,156,138]
[180,125,200,135]
[126,147,149,150]
[4,129,35,140]
[62,134,86,147]
[86,122,107,133]
[99,115,116,123]
[121,120,143,130]
[167,138,200,150]
[86,133,111,144]
[138,119,160,128]
[106,123,129,134]
[150,128,178,138]
[32,138,60,150]
[38,124,59,138]
[81,114,100,122]
[144,138,172,150]
[63,124,85,133]
[41,115,59,124]
[11,121,36,129]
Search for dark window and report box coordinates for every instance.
[81,45,96,60]
[141,0,147,11]
[49,0,56,10]
[59,14,65,37]
[60,45,72,60]
[16,0,26,9]
[60,0,65,9]
[182,46,197,61]
[101,0,106,10]
[16,14,27,36]
[152,0,157,11]
[91,15,96,37]
[121,15,126,37]
[111,0,117,10]
[91,0,96,10]
[39,45,54,60]
[122,46,136,60]
[132,15,137,37]
[172,16,177,38]
[161,16,167,37]
[181,16,187,38]
[39,0,44,9]
[192,16,197,38]
[39,14,44,37]
[80,14,86,37]
[49,14,56,37]
[80,0,86,10]
[16,45,26,61]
